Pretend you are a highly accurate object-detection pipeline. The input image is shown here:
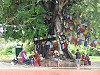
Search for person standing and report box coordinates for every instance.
[33,50,41,66]
[75,49,81,69]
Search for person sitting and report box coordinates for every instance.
[85,54,91,65]
[29,55,35,65]
[81,53,85,60]
[20,50,26,65]
[81,53,86,65]
[53,50,59,62]
[59,50,64,60]
[24,55,30,65]
[11,56,18,65]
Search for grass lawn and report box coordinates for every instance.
[0,53,33,62]
[90,56,100,62]
[0,53,100,62]
[0,55,13,62]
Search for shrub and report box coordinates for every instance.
[1,46,15,55]
[24,42,34,54]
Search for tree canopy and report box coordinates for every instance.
[0,0,100,41]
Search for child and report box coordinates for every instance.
[29,55,35,65]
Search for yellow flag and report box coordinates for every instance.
[77,34,80,37]
[66,22,68,26]
[70,26,73,30]
[82,40,84,46]
[40,37,43,40]
[84,30,87,34]
[53,35,56,37]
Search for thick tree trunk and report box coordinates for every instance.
[53,1,73,59]
[55,14,63,32]
[42,0,73,59]
[54,2,63,33]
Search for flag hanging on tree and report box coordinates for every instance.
[74,39,78,46]
[84,41,88,47]
[90,42,94,47]
[78,39,82,45]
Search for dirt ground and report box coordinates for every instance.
[0,61,100,69]
[0,61,100,75]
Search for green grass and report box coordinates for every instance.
[0,54,14,62]
[90,56,100,62]
[0,54,100,62]
[0,53,33,62]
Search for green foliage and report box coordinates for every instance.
[87,48,100,56]
[70,44,100,56]
[1,46,15,55]
[0,0,100,41]
[70,0,100,39]
[24,41,34,54]
[0,0,48,41]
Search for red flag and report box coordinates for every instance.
[90,42,94,47]
[74,39,78,46]
[64,42,67,48]
[54,42,58,47]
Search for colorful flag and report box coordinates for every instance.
[34,38,38,41]
[45,36,48,38]
[78,39,82,45]
[50,44,53,48]
[54,41,58,47]
[84,41,88,47]
[40,37,43,40]
[74,39,78,46]
[37,37,40,41]
[46,45,50,49]
[90,42,94,47]
[82,40,85,46]
[53,35,56,37]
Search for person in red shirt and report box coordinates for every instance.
[81,53,86,66]
[33,50,41,66]
[81,53,85,60]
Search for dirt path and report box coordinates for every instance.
[80,61,100,69]
[0,61,100,75]
[0,61,100,69]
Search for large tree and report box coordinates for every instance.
[0,0,100,60]
[0,0,100,41]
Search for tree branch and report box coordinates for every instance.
[62,0,68,8]
[41,1,50,11]
[58,0,68,11]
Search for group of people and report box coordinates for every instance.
[21,50,41,66]
[75,49,91,69]
[81,53,91,65]
[12,50,41,66]
[12,48,65,66]
[12,48,91,68]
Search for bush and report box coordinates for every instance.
[24,42,34,54]
[1,46,15,55]
[71,50,75,54]
[86,48,100,56]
